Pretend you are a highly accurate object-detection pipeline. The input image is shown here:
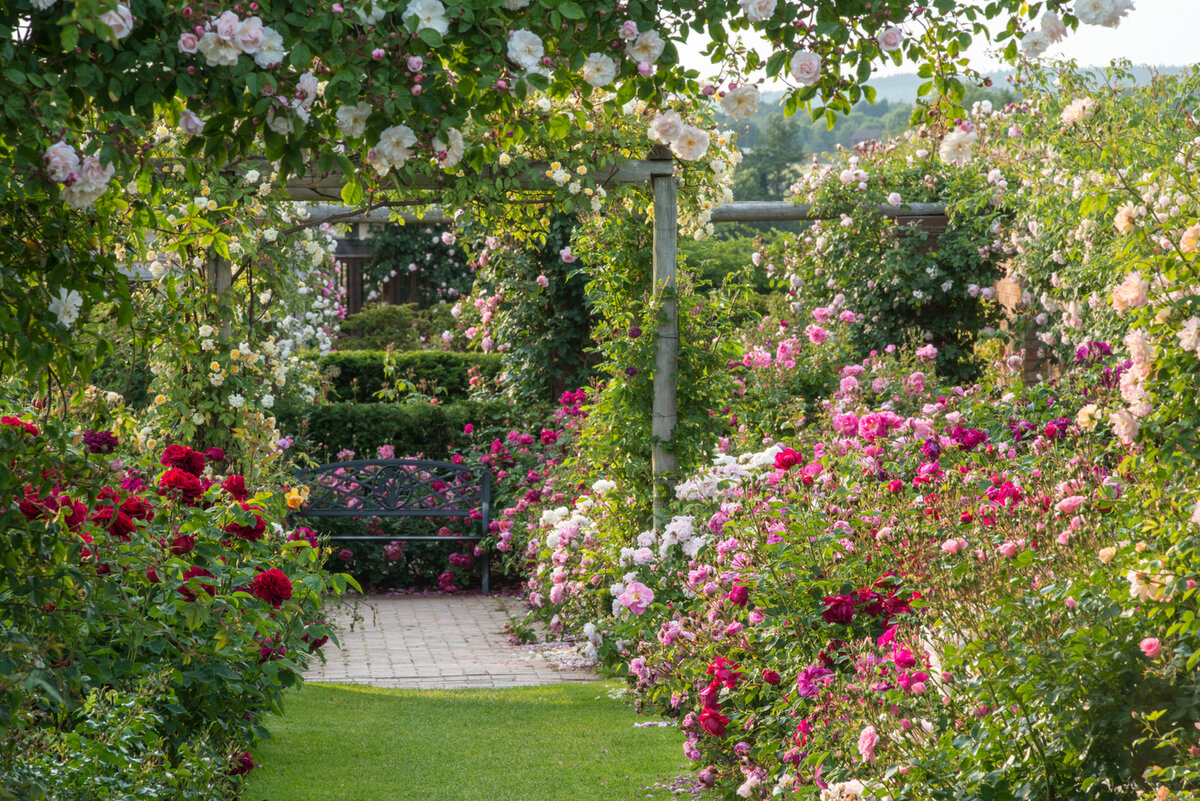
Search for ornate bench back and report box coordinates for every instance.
[293,459,490,530]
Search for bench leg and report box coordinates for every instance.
[481,551,490,597]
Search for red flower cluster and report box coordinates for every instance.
[706,657,743,689]
[250,567,292,609]
[1,416,40,436]
[222,475,249,501]
[160,444,207,476]
[158,468,204,505]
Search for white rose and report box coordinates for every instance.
[405,0,449,34]
[180,110,205,136]
[228,393,245,409]
[789,50,821,85]
[1041,11,1068,42]
[626,30,665,64]
[100,4,134,39]
[938,128,978,167]
[267,108,294,136]
[670,125,710,162]
[47,289,83,328]
[234,15,265,53]
[61,155,114,209]
[878,26,904,52]
[738,0,776,23]
[44,142,79,183]
[1061,97,1097,125]
[1074,0,1115,26]
[336,101,372,139]
[198,31,240,67]
[501,0,530,8]
[719,85,760,120]
[507,29,544,71]
[355,1,386,24]
[648,109,684,143]
[581,52,617,87]
[253,27,286,68]
[432,127,464,169]
[372,124,417,174]
[1020,29,1049,58]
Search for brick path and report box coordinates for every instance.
[303,594,599,689]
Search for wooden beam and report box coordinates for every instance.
[279,158,677,201]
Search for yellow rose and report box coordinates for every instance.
[1098,546,1117,565]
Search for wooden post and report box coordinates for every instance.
[648,146,677,522]
[204,256,233,339]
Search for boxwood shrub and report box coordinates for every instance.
[277,400,510,462]
[316,351,502,403]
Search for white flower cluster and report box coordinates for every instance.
[186,9,286,69]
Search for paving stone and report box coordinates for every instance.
[303,594,599,689]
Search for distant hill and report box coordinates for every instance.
[755,64,1188,108]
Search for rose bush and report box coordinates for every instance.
[511,338,1200,798]
[0,420,354,796]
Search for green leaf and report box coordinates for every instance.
[547,115,571,139]
[418,27,443,48]
[558,1,584,19]
[60,24,79,52]
[341,179,364,206]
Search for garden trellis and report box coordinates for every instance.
[253,156,945,516]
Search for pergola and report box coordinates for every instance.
[237,151,945,516]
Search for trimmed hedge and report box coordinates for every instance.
[316,350,503,403]
[277,400,510,461]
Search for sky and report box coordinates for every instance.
[676,0,1200,84]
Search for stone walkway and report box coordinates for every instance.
[303,593,599,689]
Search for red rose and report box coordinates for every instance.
[204,447,225,462]
[120,495,154,521]
[160,445,191,469]
[223,503,265,541]
[250,567,292,609]
[229,752,255,776]
[762,669,782,686]
[179,566,216,601]
[146,565,160,583]
[727,584,749,607]
[158,468,204,505]
[183,450,206,476]
[170,533,196,556]
[706,657,744,689]
[221,475,249,501]
[822,594,855,625]
[698,709,729,737]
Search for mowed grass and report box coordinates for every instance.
[243,681,691,801]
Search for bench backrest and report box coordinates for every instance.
[293,459,490,534]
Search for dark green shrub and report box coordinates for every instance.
[334,303,461,351]
[277,400,510,461]
[315,350,502,403]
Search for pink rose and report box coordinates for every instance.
[878,25,904,52]
[234,16,265,54]
[856,724,878,763]
[998,541,1018,559]
[178,32,199,53]
[1055,495,1086,515]
[215,9,240,40]
[180,109,205,135]
[1140,637,1162,659]
[618,581,654,615]
[941,537,966,555]
[407,55,424,71]
[100,4,135,39]
[560,246,577,263]
[44,141,79,183]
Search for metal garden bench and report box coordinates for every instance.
[292,458,491,595]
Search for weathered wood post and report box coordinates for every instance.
[204,256,233,338]
[648,146,678,522]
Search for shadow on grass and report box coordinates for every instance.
[244,681,696,801]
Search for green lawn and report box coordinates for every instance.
[243,682,693,801]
